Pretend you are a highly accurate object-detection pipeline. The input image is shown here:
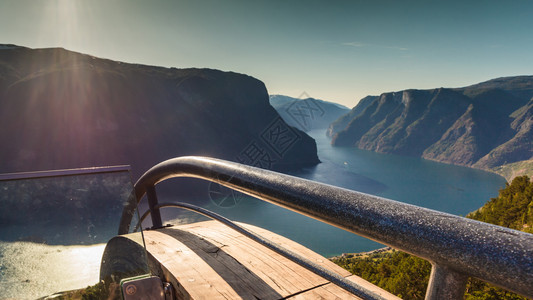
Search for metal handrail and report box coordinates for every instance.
[0,165,131,181]
[118,156,533,299]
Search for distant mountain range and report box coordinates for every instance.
[0,45,319,182]
[269,95,350,132]
[329,76,533,181]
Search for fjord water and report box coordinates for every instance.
[174,129,507,257]
[0,171,143,299]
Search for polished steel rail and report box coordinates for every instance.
[119,156,533,299]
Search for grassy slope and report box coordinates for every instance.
[492,159,533,183]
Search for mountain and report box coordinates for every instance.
[0,45,319,181]
[269,95,350,132]
[458,75,533,100]
[329,76,533,180]
[326,95,377,138]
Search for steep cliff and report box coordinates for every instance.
[0,45,319,180]
[326,95,376,138]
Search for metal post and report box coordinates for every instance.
[425,264,468,300]
[146,185,163,229]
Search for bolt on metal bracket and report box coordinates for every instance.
[120,275,172,300]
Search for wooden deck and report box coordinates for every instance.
[143,220,399,300]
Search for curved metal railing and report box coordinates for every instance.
[119,156,533,299]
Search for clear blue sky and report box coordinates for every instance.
[1,0,532,107]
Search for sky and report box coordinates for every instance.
[0,0,532,108]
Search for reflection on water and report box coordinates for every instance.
[0,168,145,300]
[0,242,105,299]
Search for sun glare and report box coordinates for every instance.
[0,241,106,299]
[39,0,82,49]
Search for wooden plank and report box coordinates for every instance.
[144,230,241,299]
[286,283,362,300]
[148,224,329,297]
[143,220,397,300]
[176,221,352,291]
[286,275,401,300]
[178,221,351,275]
[234,222,352,277]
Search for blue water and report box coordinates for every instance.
[304,130,506,216]
[158,129,506,257]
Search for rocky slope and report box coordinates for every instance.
[329,76,533,180]
[0,45,319,181]
[269,95,349,132]
[326,95,376,137]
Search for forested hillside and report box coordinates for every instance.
[332,176,533,299]
[469,176,533,234]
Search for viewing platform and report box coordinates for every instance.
[2,156,531,299]
[121,156,533,299]
[138,220,398,299]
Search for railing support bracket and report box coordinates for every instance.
[146,186,163,229]
[425,264,468,300]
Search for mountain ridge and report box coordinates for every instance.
[269,94,350,132]
[0,45,320,183]
[329,76,533,181]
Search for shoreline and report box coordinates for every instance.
[329,246,394,260]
